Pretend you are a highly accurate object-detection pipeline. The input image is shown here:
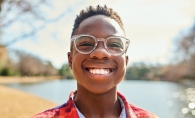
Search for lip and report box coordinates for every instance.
[83,63,116,69]
[84,65,115,72]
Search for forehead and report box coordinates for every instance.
[75,15,125,37]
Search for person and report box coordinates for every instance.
[32,5,158,118]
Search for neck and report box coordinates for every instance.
[74,85,121,118]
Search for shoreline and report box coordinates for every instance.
[0,76,61,84]
[0,76,59,118]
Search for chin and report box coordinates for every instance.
[87,85,117,95]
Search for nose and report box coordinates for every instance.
[89,42,111,59]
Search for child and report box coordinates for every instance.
[32,5,158,118]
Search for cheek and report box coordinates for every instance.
[71,53,85,78]
[117,56,127,68]
[117,56,127,76]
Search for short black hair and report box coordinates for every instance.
[71,5,124,36]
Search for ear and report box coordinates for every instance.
[125,55,129,66]
[67,52,72,69]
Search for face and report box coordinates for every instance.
[68,15,128,94]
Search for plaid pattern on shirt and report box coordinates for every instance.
[32,91,158,118]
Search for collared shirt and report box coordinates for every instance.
[74,95,126,118]
[32,91,158,118]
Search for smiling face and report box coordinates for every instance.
[68,15,128,94]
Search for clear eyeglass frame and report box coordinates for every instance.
[71,34,130,56]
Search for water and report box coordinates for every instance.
[5,80,188,118]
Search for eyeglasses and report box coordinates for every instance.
[71,34,130,56]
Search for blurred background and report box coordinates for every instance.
[0,0,195,118]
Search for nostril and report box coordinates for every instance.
[102,57,109,60]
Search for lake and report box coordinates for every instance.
[5,79,194,118]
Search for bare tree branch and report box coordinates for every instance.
[172,19,195,78]
[1,0,69,46]
[1,0,45,27]
[4,9,69,46]
[4,24,46,46]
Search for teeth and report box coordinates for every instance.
[89,69,110,74]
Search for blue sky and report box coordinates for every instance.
[2,0,195,68]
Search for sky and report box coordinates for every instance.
[2,0,195,69]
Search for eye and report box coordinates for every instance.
[79,42,94,46]
[107,42,123,49]
[75,36,95,47]
[106,37,124,49]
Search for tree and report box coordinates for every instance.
[0,0,68,76]
[0,0,66,46]
[59,63,73,79]
[12,50,58,76]
[172,19,195,79]
[125,62,150,80]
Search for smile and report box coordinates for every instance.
[86,68,114,75]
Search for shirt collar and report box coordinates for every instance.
[69,91,137,118]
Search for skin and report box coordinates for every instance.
[68,15,128,118]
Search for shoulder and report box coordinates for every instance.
[31,98,78,118]
[31,108,58,118]
[129,104,158,118]
[117,91,158,118]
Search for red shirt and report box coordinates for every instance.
[32,91,158,118]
